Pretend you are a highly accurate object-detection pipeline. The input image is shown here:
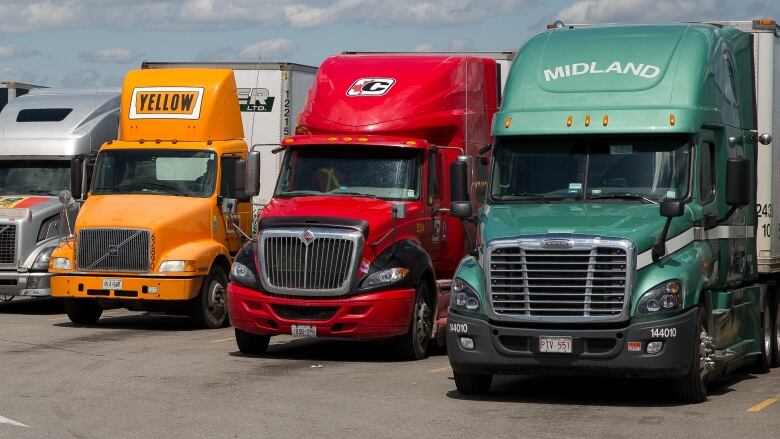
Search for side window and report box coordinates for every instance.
[700,142,716,205]
[427,151,441,205]
[221,156,239,198]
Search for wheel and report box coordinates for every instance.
[190,266,228,329]
[394,283,433,360]
[672,307,710,403]
[235,328,270,355]
[752,298,772,373]
[454,372,492,395]
[771,293,780,368]
[1,295,13,302]
[64,299,102,325]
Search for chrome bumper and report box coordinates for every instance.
[0,271,51,297]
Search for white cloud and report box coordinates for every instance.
[239,38,297,59]
[448,37,475,51]
[61,69,101,87]
[0,66,38,83]
[0,43,38,60]
[414,43,436,52]
[79,48,139,63]
[196,46,239,61]
[555,0,730,23]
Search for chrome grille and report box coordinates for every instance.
[76,228,151,272]
[259,227,362,296]
[488,236,634,321]
[0,225,16,265]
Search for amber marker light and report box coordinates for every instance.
[585,115,591,127]
[343,137,353,142]
[602,115,609,126]
[358,137,368,142]
[669,114,676,126]
[566,115,573,127]
[405,140,417,146]
[505,117,512,128]
[283,138,294,143]
[327,137,338,141]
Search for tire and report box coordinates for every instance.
[190,266,228,329]
[235,329,270,355]
[752,298,772,374]
[64,298,102,325]
[672,307,709,403]
[454,372,492,395]
[395,283,433,360]
[1,295,13,302]
[771,293,780,368]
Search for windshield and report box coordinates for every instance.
[92,150,217,197]
[0,160,70,196]
[491,136,691,203]
[275,147,421,200]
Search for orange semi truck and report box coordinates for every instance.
[49,68,257,328]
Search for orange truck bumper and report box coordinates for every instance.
[51,275,203,301]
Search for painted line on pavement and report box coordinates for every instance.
[0,414,29,428]
[430,366,452,373]
[47,311,118,321]
[748,394,780,413]
[210,337,235,343]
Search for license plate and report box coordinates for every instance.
[102,279,122,290]
[539,336,573,353]
[291,325,317,337]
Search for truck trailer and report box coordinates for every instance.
[49,69,257,329]
[0,89,119,300]
[228,52,513,359]
[446,20,779,402]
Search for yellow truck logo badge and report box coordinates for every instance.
[129,86,204,120]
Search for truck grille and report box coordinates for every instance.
[488,236,634,321]
[259,227,362,295]
[76,228,151,272]
[0,225,16,265]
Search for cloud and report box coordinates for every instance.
[448,37,475,51]
[78,48,139,63]
[0,43,38,60]
[61,69,102,87]
[555,0,732,23]
[239,38,297,59]
[196,46,239,61]
[0,0,532,32]
[414,43,436,52]
[0,66,38,83]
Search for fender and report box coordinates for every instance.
[358,238,434,292]
[158,239,231,275]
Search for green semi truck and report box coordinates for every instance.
[446,20,779,402]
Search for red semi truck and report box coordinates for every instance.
[227,53,511,359]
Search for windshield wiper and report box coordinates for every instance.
[589,193,657,204]
[141,182,189,195]
[276,190,321,198]
[501,192,551,203]
[328,190,377,198]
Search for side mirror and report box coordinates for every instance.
[726,157,750,207]
[660,199,684,218]
[70,156,84,200]
[244,151,261,197]
[58,190,75,207]
[449,159,472,218]
[234,159,250,202]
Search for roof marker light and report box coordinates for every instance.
[670,114,676,126]
[566,115,573,127]
[753,19,777,29]
[405,140,417,146]
[343,137,353,142]
[283,138,294,143]
[327,137,338,141]
[602,115,609,126]
[505,117,512,128]
[585,115,591,127]
[358,137,368,142]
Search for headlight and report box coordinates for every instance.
[158,260,197,273]
[361,267,409,289]
[38,216,61,242]
[230,261,257,286]
[51,257,71,270]
[451,278,481,312]
[32,247,56,271]
[637,280,682,315]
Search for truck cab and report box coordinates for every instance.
[0,89,119,300]
[228,54,507,359]
[50,69,254,328]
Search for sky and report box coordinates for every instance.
[0,0,778,88]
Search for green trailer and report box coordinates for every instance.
[446,20,780,403]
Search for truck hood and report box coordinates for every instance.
[482,203,694,254]
[262,196,404,242]
[0,195,60,214]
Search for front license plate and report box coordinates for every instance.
[102,279,122,290]
[539,336,572,353]
[291,325,317,337]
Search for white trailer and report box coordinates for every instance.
[140,62,317,211]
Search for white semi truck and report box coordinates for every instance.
[0,89,120,300]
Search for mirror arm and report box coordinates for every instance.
[458,217,478,257]
[704,206,739,230]
[652,217,673,261]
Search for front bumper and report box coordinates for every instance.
[51,274,203,301]
[0,271,51,297]
[447,307,698,378]
[228,283,415,339]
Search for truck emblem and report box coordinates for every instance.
[541,239,574,249]
[302,229,315,244]
[346,78,396,96]
[108,245,119,256]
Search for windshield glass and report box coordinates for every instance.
[0,160,70,196]
[275,147,421,200]
[491,136,691,203]
[92,150,217,197]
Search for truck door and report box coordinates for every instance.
[220,155,252,254]
[425,150,445,268]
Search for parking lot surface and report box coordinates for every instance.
[1,298,778,439]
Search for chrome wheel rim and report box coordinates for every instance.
[763,302,772,360]
[207,282,227,323]
[775,301,780,356]
[414,297,432,350]
[698,324,714,383]
[0,295,13,302]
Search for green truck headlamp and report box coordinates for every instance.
[452,279,480,312]
[51,257,71,270]
[637,280,682,315]
[362,267,409,289]
[229,261,257,286]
